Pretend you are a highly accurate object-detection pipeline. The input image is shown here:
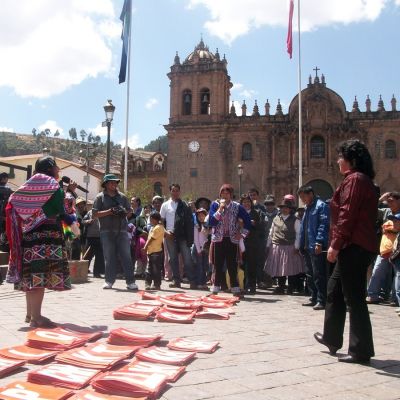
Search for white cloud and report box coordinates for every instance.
[0,126,14,132]
[88,123,110,138]
[231,83,244,91]
[38,120,64,134]
[145,98,159,110]
[0,0,120,98]
[119,133,143,149]
[188,0,389,44]
[239,89,257,99]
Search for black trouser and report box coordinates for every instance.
[214,238,239,289]
[145,251,163,287]
[323,244,375,358]
[244,244,258,289]
[84,237,105,276]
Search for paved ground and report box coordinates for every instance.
[1,277,400,400]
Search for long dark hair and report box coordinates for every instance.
[336,139,375,179]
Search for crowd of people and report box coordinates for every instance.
[1,138,400,364]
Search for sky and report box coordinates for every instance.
[0,0,399,150]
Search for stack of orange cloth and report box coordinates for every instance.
[195,308,230,320]
[135,346,196,366]
[167,337,219,353]
[107,328,163,347]
[155,308,196,323]
[0,380,73,400]
[113,304,159,321]
[70,389,147,399]
[122,358,186,382]
[0,357,25,378]
[55,342,139,370]
[158,297,201,310]
[91,370,167,399]
[26,327,103,351]
[0,344,58,364]
[28,363,100,389]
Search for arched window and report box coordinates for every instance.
[200,88,210,115]
[242,142,252,160]
[306,179,333,201]
[310,136,325,158]
[182,90,192,115]
[154,182,162,196]
[385,140,397,159]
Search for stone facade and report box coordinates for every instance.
[165,40,400,201]
[124,150,167,197]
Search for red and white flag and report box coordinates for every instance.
[286,0,295,58]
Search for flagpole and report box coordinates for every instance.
[123,0,132,192]
[297,0,303,189]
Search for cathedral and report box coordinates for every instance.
[165,39,400,201]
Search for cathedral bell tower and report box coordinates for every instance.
[167,38,232,123]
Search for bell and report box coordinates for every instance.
[184,94,191,103]
[202,93,209,103]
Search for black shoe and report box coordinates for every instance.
[302,301,316,307]
[169,281,181,288]
[273,286,285,294]
[247,287,256,295]
[313,332,339,355]
[338,354,370,364]
[313,303,325,310]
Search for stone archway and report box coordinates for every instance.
[306,179,333,201]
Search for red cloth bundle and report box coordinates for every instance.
[70,389,146,399]
[135,346,196,366]
[195,309,230,320]
[55,342,139,370]
[123,358,185,383]
[155,308,196,323]
[0,357,25,378]
[0,344,58,364]
[107,328,163,347]
[113,304,159,321]
[28,363,100,389]
[26,327,103,351]
[167,337,219,353]
[0,380,73,400]
[91,370,167,399]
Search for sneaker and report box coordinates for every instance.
[102,282,113,289]
[127,282,138,291]
[189,283,198,290]
[144,284,151,291]
[151,285,161,290]
[365,296,380,304]
[169,281,181,288]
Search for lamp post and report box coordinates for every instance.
[237,164,243,196]
[103,99,115,174]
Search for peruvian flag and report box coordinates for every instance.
[286,0,294,58]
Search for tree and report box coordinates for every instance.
[125,176,154,204]
[54,130,60,137]
[69,128,77,140]
[80,129,87,142]
[32,128,37,137]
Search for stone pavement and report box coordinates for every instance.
[1,277,400,400]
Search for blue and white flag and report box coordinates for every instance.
[119,0,132,84]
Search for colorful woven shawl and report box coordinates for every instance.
[6,173,60,283]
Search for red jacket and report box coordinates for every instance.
[330,171,378,254]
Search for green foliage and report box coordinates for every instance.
[125,175,154,205]
[142,135,167,153]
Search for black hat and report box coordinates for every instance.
[35,156,57,174]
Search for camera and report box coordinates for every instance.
[111,205,127,216]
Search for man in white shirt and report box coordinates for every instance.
[160,183,194,288]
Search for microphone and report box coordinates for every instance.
[61,176,89,193]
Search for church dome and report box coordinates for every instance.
[184,39,217,64]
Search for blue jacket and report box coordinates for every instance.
[300,197,330,252]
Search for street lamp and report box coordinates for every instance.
[237,164,243,196]
[103,99,115,174]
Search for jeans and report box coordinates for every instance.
[392,259,400,306]
[100,231,135,285]
[191,245,208,286]
[165,237,194,284]
[303,250,328,305]
[323,244,375,358]
[146,251,163,287]
[367,255,393,300]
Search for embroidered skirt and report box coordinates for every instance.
[264,243,305,277]
[15,219,71,291]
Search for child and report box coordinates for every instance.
[143,211,165,290]
[192,208,210,290]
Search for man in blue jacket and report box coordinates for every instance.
[298,185,330,310]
